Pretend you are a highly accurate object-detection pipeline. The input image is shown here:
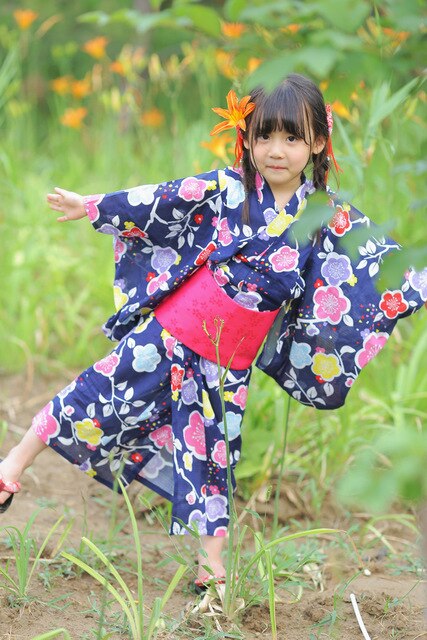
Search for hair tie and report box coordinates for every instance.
[325,103,343,182]
[210,90,255,167]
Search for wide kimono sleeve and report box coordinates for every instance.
[82,170,232,341]
[257,199,427,410]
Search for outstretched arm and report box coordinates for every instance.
[46,187,85,222]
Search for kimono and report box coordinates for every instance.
[32,167,426,536]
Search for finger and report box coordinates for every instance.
[47,194,62,204]
[49,204,63,212]
[57,215,69,222]
[54,187,68,196]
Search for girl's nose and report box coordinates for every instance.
[269,139,285,157]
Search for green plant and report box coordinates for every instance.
[0,509,73,606]
[62,478,187,640]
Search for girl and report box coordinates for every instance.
[0,74,425,592]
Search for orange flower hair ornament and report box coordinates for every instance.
[325,103,343,182]
[210,90,255,167]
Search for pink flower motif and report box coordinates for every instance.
[355,332,389,369]
[83,195,103,223]
[64,405,74,416]
[313,286,351,325]
[186,491,196,505]
[183,411,206,459]
[177,177,207,202]
[211,216,218,227]
[213,267,229,286]
[247,283,257,292]
[87,444,97,451]
[146,272,169,295]
[218,218,232,246]
[212,440,227,468]
[149,424,173,453]
[379,290,409,319]
[214,526,228,537]
[94,353,120,377]
[32,401,60,444]
[114,238,127,263]
[269,246,299,272]
[164,336,177,360]
[345,378,354,387]
[255,172,264,203]
[209,485,220,494]
[232,385,248,410]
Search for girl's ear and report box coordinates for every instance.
[312,137,326,155]
[243,138,250,150]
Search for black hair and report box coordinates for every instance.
[241,73,330,222]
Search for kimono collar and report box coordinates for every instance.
[255,171,315,210]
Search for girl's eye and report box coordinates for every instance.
[258,133,270,140]
[287,135,297,142]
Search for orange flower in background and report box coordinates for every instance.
[247,57,262,73]
[83,36,109,60]
[382,27,410,45]
[140,108,164,128]
[215,50,238,80]
[71,77,91,99]
[319,80,329,93]
[201,133,234,163]
[13,9,38,30]
[60,107,88,129]
[331,100,351,120]
[51,76,72,96]
[281,23,301,35]
[221,22,245,38]
[110,60,125,76]
[210,90,255,136]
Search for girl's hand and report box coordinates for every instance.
[46,187,86,222]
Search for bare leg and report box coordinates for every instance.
[198,534,226,581]
[0,427,47,505]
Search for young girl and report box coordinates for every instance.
[0,74,425,591]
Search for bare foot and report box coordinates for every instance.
[197,552,226,582]
[0,450,25,505]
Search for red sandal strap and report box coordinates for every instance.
[0,476,21,494]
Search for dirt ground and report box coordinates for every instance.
[0,374,426,640]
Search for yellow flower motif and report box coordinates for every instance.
[311,353,341,381]
[347,274,358,286]
[13,9,38,30]
[113,286,129,312]
[174,255,182,265]
[172,390,179,402]
[75,419,103,446]
[124,221,135,229]
[206,180,218,191]
[218,170,227,192]
[223,391,234,402]
[86,469,97,478]
[266,212,294,237]
[183,452,193,471]
[202,390,215,419]
[134,315,153,333]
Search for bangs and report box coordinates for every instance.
[249,83,312,144]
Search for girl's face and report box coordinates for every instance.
[245,128,325,197]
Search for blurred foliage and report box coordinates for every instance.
[0,0,426,509]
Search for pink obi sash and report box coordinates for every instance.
[155,266,279,370]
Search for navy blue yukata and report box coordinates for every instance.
[32,167,427,536]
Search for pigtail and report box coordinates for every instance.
[241,146,257,224]
[312,146,329,191]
